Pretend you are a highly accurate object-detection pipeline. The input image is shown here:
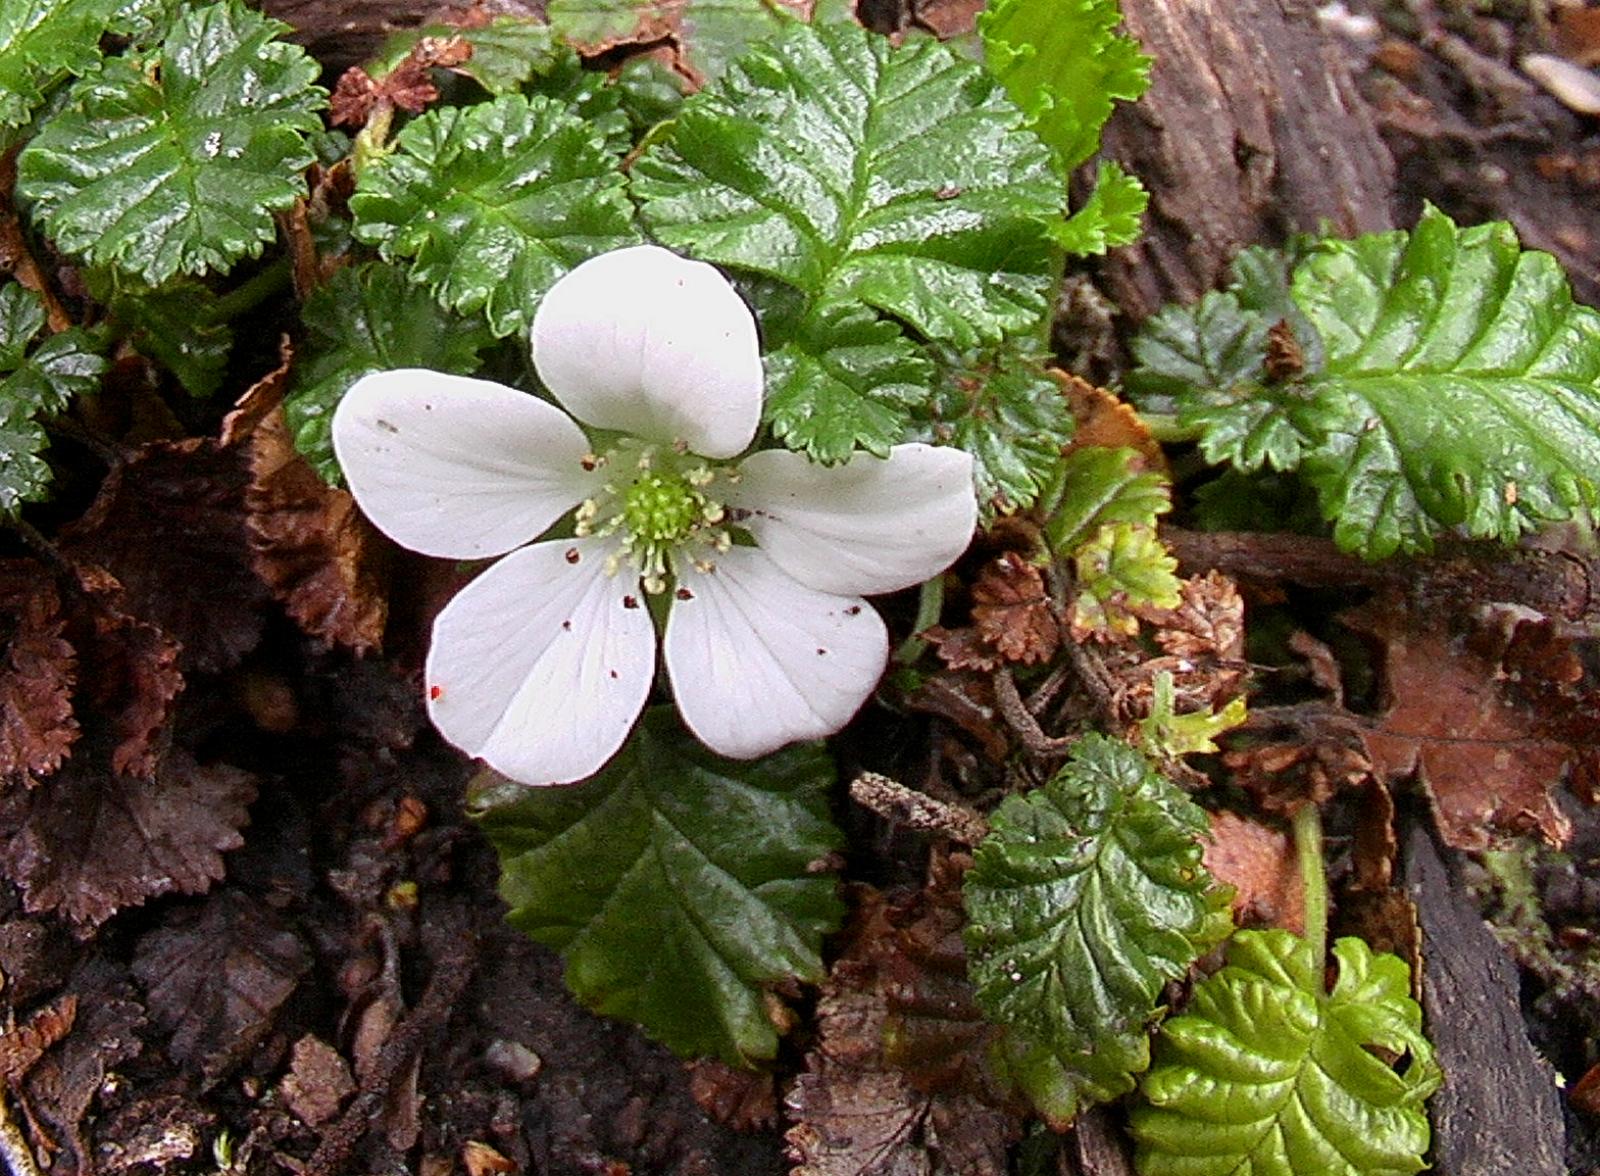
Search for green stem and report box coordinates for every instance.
[1292,801,1328,975]
[893,574,946,665]
[205,256,291,324]
[1136,412,1201,443]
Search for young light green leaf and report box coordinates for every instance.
[0,282,107,514]
[1072,523,1180,636]
[978,0,1150,171]
[922,350,1075,519]
[475,709,844,1065]
[763,306,933,465]
[369,15,562,94]
[633,21,1061,349]
[16,1,326,285]
[1137,671,1247,760]
[349,92,638,338]
[285,263,495,483]
[964,734,1232,1127]
[1132,931,1440,1176]
[1052,161,1147,256]
[1041,445,1170,554]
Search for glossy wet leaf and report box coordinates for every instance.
[369,15,563,95]
[476,709,844,1065]
[634,20,1060,350]
[1132,931,1440,1176]
[1072,523,1180,637]
[349,92,638,337]
[1042,445,1170,554]
[0,282,107,515]
[16,0,326,284]
[1132,207,1600,558]
[922,350,1075,519]
[964,735,1231,1126]
[763,305,932,464]
[284,263,495,483]
[1053,161,1147,255]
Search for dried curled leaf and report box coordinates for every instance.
[0,563,77,780]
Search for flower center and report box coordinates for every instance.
[574,440,732,593]
[623,473,702,544]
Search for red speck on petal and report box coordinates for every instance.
[623,596,640,609]
[844,605,862,616]
[675,587,694,601]
[609,670,619,679]
[565,548,581,564]
[429,685,443,700]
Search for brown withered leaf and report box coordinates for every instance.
[246,406,389,653]
[910,0,983,38]
[1057,371,1166,472]
[0,563,77,780]
[689,1059,778,1131]
[972,553,1059,666]
[279,1035,357,1127]
[0,994,76,1081]
[0,748,255,933]
[329,36,472,126]
[1224,705,1372,813]
[786,861,1023,1176]
[94,1094,214,1173]
[1344,596,1577,852]
[1203,811,1303,933]
[928,553,1058,671]
[61,439,267,675]
[560,0,811,86]
[1135,570,1247,707]
[132,890,312,1083]
[24,961,146,1172]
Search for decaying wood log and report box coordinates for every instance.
[1098,0,1397,321]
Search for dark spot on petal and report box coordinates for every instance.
[561,620,572,630]
[375,419,399,434]
[609,670,619,679]
[675,587,694,601]
[423,403,433,411]
[429,685,442,700]
[816,648,826,656]
[581,455,599,471]
[565,547,580,564]
[623,596,640,609]
[844,605,862,616]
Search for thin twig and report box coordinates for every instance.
[0,1092,41,1176]
[848,771,989,844]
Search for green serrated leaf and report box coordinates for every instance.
[370,15,561,94]
[978,0,1150,171]
[634,21,1061,349]
[1144,208,1600,559]
[286,262,495,483]
[1041,445,1170,554]
[1052,160,1147,255]
[1132,931,1440,1176]
[350,92,638,338]
[97,274,231,397]
[1073,522,1180,636]
[764,306,932,464]
[16,1,326,284]
[613,54,686,130]
[0,0,112,138]
[964,734,1232,1126]
[475,709,845,1065]
[1291,208,1600,557]
[923,350,1073,519]
[1127,290,1272,412]
[524,49,631,156]
[0,282,107,514]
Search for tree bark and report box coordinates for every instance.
[1098,0,1397,321]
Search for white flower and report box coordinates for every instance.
[333,245,976,785]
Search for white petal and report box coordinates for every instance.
[725,443,977,596]
[664,548,888,759]
[333,369,596,559]
[426,539,655,785]
[530,245,762,458]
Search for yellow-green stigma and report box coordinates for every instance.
[574,442,730,593]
